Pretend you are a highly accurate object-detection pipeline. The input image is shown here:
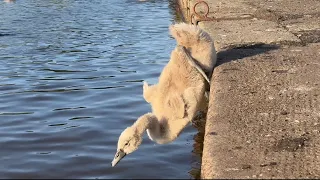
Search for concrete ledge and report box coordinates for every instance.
[199,19,301,51]
[195,0,256,20]
[247,0,320,16]
[282,16,320,44]
[202,43,320,178]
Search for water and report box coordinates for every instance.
[0,0,202,178]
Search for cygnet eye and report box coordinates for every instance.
[124,142,129,146]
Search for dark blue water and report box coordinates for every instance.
[0,0,201,178]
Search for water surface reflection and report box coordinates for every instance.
[0,0,203,178]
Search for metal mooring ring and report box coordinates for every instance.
[193,1,210,18]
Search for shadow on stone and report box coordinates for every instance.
[272,136,309,152]
[294,30,320,44]
[216,43,280,66]
[168,0,185,23]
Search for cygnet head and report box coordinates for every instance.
[111,126,142,167]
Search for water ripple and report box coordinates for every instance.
[0,112,34,116]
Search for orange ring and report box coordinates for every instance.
[193,1,209,18]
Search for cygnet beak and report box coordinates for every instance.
[111,149,126,167]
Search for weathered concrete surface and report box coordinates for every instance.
[177,0,320,49]
[196,0,256,20]
[200,19,300,51]
[203,43,320,179]
[176,0,320,179]
[247,0,320,16]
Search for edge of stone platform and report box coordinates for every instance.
[175,0,320,179]
[176,0,190,23]
[174,1,211,179]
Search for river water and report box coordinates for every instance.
[0,0,203,178]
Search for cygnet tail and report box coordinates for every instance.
[169,23,217,78]
[169,23,212,48]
